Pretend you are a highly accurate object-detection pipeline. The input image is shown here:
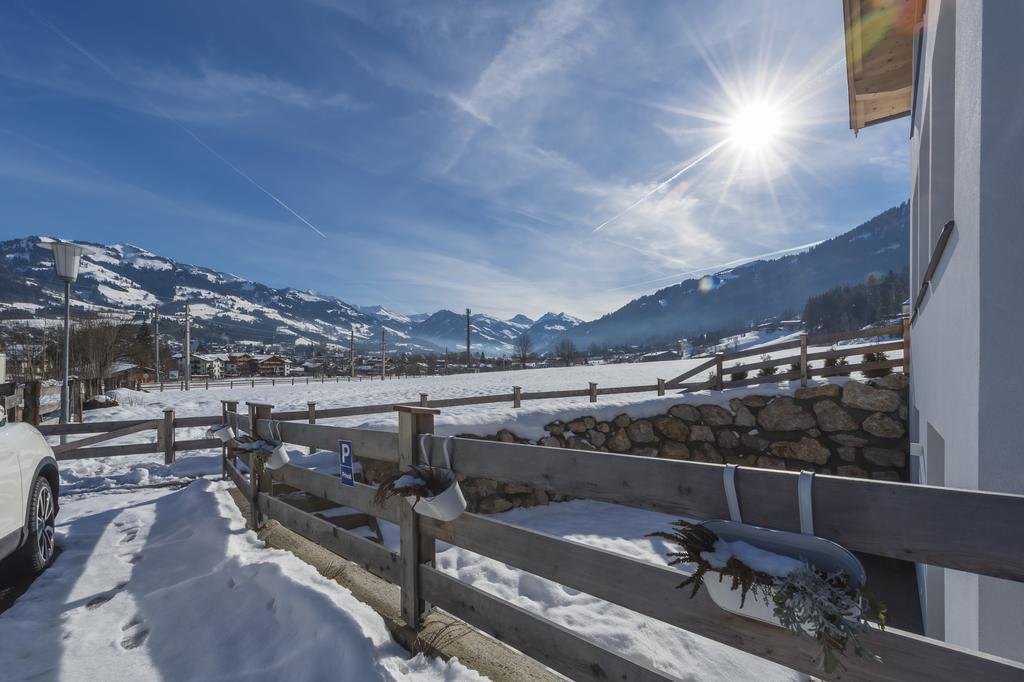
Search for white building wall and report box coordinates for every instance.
[909,0,1024,660]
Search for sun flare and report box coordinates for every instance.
[727,100,783,152]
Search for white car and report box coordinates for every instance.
[0,405,59,573]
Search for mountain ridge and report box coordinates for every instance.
[0,203,907,354]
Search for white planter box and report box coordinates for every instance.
[701,519,865,627]
[406,470,466,522]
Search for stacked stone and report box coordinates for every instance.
[364,377,909,514]
[523,376,909,482]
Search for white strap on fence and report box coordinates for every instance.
[723,464,742,522]
[798,470,815,535]
[418,433,432,466]
[418,434,455,470]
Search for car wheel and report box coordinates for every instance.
[18,476,56,573]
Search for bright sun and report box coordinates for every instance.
[727,101,783,152]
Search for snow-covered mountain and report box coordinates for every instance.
[0,237,437,352]
[0,236,558,355]
[564,202,910,349]
[523,312,583,352]
[409,309,533,356]
[1,202,909,355]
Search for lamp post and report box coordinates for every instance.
[37,240,94,430]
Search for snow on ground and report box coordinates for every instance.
[55,345,901,493]
[0,481,482,682]
[374,500,806,681]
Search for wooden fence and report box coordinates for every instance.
[218,402,1024,682]
[665,321,909,389]
[35,409,222,463]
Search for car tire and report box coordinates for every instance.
[18,476,57,573]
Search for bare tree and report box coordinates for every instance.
[514,333,533,368]
[555,338,577,367]
[71,320,134,380]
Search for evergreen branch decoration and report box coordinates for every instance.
[649,520,887,674]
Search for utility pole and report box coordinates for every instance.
[350,327,355,378]
[380,327,386,380]
[466,308,472,372]
[153,305,160,384]
[443,346,448,376]
[184,300,191,391]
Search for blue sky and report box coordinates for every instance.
[0,0,909,320]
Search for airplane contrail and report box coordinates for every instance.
[591,139,727,233]
[21,3,328,239]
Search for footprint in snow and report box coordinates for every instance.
[84,582,128,609]
[120,613,150,649]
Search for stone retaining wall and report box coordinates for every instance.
[362,375,909,514]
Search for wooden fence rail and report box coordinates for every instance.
[231,407,1024,682]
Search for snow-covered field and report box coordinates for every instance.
[0,481,481,682]
[1,479,804,681]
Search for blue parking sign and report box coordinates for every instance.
[340,466,354,487]
[339,439,353,467]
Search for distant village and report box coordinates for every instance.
[0,316,819,389]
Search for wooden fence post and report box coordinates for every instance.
[715,353,724,390]
[657,378,665,396]
[249,403,274,530]
[72,379,84,423]
[589,382,597,403]
[799,333,809,388]
[902,318,911,375]
[395,405,440,628]
[307,401,316,455]
[162,408,176,465]
[513,386,522,408]
[23,380,40,426]
[222,400,238,480]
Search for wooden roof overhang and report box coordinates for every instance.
[842,0,925,133]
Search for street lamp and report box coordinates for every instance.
[37,240,95,429]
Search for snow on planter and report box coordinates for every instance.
[375,436,466,522]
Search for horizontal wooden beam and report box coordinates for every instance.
[805,340,905,362]
[812,359,904,378]
[312,403,401,419]
[52,419,159,455]
[420,512,1024,681]
[427,436,1024,582]
[261,494,400,584]
[266,460,401,524]
[256,420,399,463]
[419,565,672,682]
[54,441,160,461]
[225,457,251,498]
[38,419,154,436]
[173,415,222,428]
[174,438,221,452]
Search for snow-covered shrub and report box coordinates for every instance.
[649,520,886,674]
[824,353,850,376]
[861,351,892,377]
[757,354,778,377]
[729,364,749,382]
